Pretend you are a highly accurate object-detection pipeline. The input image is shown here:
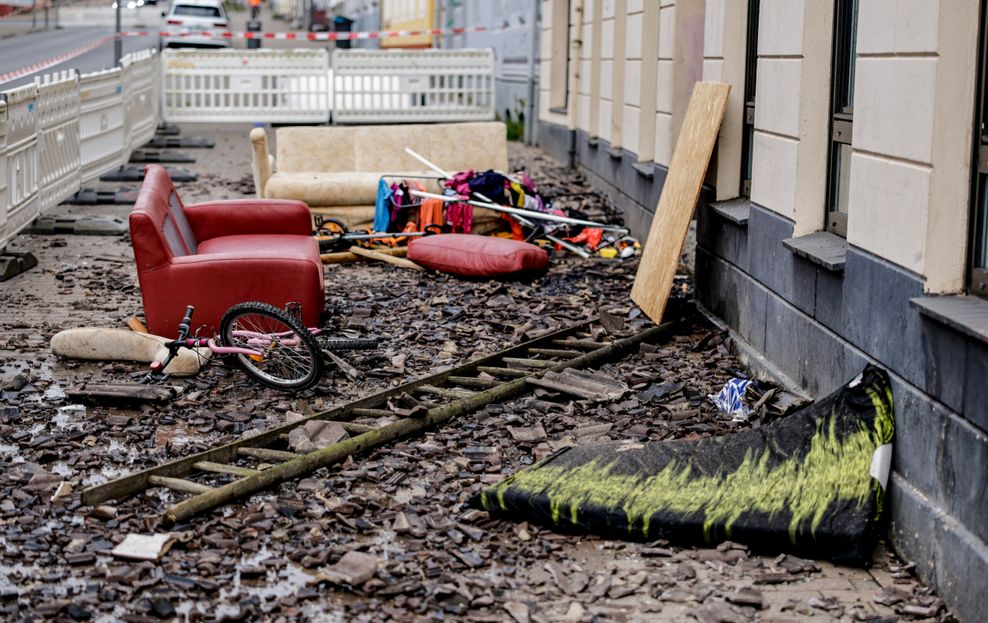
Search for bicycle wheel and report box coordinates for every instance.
[220,302,323,391]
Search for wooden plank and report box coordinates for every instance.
[351,408,395,418]
[550,338,610,351]
[631,82,731,323]
[321,247,408,264]
[502,357,555,369]
[66,383,180,404]
[237,447,302,462]
[476,366,530,378]
[148,475,214,495]
[349,246,424,271]
[192,461,261,477]
[417,384,477,399]
[527,348,585,358]
[447,376,502,389]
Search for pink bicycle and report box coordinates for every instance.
[145,302,378,391]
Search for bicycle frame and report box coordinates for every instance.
[175,326,325,358]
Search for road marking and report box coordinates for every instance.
[0,34,116,85]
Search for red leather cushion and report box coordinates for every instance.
[198,234,320,261]
[408,234,549,277]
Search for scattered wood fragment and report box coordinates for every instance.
[320,247,408,264]
[126,315,148,333]
[66,383,180,404]
[526,368,629,401]
[111,533,175,561]
[348,246,424,271]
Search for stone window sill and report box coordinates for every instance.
[549,106,568,115]
[709,198,751,227]
[782,231,847,272]
[910,295,988,345]
[606,147,623,160]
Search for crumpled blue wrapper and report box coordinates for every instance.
[710,377,753,421]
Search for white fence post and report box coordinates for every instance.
[332,49,496,124]
[79,66,126,183]
[123,49,160,155]
[161,49,331,124]
[36,70,82,213]
[0,84,40,251]
[0,101,8,252]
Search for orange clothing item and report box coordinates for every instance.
[420,197,444,228]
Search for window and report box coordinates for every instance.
[549,0,572,111]
[825,0,859,236]
[739,0,760,197]
[173,5,223,18]
[971,0,988,297]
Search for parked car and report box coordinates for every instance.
[161,0,231,49]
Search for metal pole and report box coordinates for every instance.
[114,0,122,64]
[44,0,48,28]
[525,0,540,144]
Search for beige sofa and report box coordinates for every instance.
[249,122,509,230]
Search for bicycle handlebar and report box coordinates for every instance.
[177,305,195,340]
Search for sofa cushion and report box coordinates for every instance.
[408,234,549,277]
[428,122,509,173]
[274,122,508,175]
[198,234,321,267]
[265,172,384,206]
[353,125,438,171]
[277,126,357,173]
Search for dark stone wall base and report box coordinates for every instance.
[536,121,573,169]
[536,121,666,241]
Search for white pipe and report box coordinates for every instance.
[405,148,452,179]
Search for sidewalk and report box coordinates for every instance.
[0,124,953,622]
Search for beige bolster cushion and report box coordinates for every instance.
[51,328,211,376]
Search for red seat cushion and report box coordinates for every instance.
[198,234,321,263]
[408,234,549,277]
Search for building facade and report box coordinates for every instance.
[537,1,988,622]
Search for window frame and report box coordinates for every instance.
[970,0,988,297]
[825,0,859,237]
[739,0,760,197]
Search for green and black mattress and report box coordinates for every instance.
[474,365,894,564]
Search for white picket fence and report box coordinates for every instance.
[332,49,496,124]
[0,49,159,253]
[2,84,39,248]
[0,47,496,254]
[37,71,81,213]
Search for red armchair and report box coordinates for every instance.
[130,165,324,336]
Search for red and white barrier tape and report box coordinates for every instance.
[0,24,505,84]
[123,24,506,42]
[0,33,114,84]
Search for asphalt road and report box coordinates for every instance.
[0,26,159,90]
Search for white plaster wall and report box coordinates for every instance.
[847,0,980,291]
[749,0,833,235]
[538,1,568,127]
